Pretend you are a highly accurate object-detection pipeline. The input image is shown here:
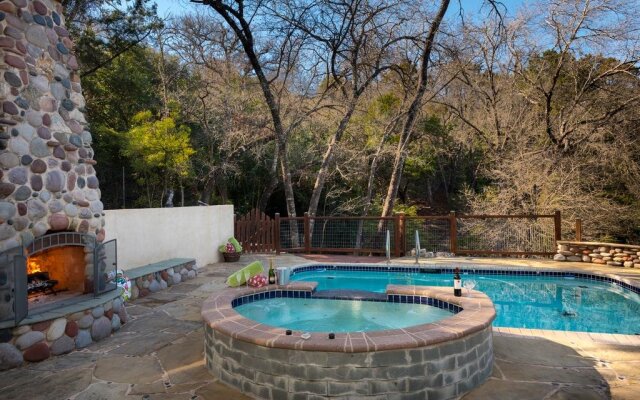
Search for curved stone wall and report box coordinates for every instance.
[0,291,126,370]
[0,0,104,253]
[202,283,496,399]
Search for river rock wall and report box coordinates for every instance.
[0,0,104,253]
[555,241,640,267]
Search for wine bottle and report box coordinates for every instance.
[268,260,276,284]
[453,267,462,297]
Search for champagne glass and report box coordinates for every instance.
[463,279,477,295]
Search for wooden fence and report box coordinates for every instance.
[235,210,579,257]
[234,209,276,253]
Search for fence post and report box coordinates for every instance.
[554,211,562,244]
[575,218,582,242]
[449,211,457,254]
[274,213,281,255]
[304,212,310,253]
[394,213,404,257]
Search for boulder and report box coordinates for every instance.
[111,314,121,331]
[112,298,122,314]
[65,321,78,337]
[91,306,104,319]
[50,335,75,355]
[75,329,92,349]
[148,280,160,292]
[553,254,566,262]
[0,343,23,371]
[90,316,111,341]
[23,342,50,362]
[77,314,94,329]
[46,318,67,342]
[15,330,45,350]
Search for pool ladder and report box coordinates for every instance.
[385,230,391,264]
[414,230,431,274]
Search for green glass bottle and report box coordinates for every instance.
[268,260,276,284]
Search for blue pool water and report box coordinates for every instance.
[290,268,640,334]
[234,297,452,332]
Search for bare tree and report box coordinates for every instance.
[274,0,418,218]
[380,0,451,217]
[190,0,301,222]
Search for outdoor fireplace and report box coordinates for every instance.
[0,0,111,327]
[0,232,116,325]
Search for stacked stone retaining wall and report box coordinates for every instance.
[555,241,640,268]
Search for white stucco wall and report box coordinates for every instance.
[103,205,234,270]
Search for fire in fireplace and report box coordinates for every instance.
[26,245,90,307]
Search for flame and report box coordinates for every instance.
[27,258,43,274]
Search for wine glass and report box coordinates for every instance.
[463,279,477,296]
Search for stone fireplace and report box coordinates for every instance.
[0,0,110,326]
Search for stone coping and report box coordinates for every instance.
[124,258,195,279]
[557,240,640,249]
[288,262,640,292]
[201,282,496,353]
[0,288,123,329]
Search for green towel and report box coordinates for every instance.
[226,261,264,287]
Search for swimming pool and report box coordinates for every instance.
[290,265,640,334]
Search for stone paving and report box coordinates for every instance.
[0,254,638,399]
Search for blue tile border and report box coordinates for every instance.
[231,288,461,314]
[289,264,640,295]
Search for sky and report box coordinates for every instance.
[154,0,197,18]
[153,0,528,20]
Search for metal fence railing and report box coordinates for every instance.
[269,211,564,257]
[455,215,557,256]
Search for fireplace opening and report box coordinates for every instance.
[27,246,90,310]
[0,232,117,325]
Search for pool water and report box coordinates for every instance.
[234,297,453,332]
[290,269,640,334]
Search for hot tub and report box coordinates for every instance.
[201,281,496,399]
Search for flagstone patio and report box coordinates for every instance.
[0,254,638,399]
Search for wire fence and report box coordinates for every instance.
[276,212,561,256]
[456,216,557,255]
[278,217,397,254]
[235,211,566,257]
[404,217,451,253]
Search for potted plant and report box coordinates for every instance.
[219,237,243,262]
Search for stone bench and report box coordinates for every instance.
[124,258,198,300]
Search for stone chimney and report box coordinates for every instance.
[0,0,104,253]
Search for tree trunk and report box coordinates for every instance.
[180,179,185,207]
[356,115,401,249]
[259,149,279,212]
[307,102,357,217]
[202,1,300,246]
[380,0,450,217]
[203,1,299,230]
